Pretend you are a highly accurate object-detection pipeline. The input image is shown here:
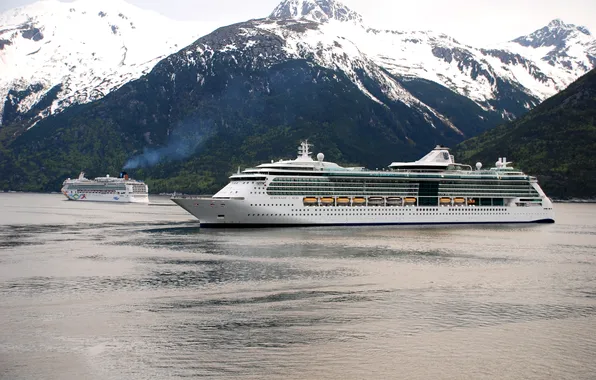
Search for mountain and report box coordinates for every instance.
[0,0,214,128]
[266,1,595,116]
[0,0,595,194]
[270,0,363,23]
[1,0,594,132]
[336,19,594,117]
[454,68,596,199]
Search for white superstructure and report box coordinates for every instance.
[61,171,149,203]
[172,141,555,227]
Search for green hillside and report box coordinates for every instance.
[454,68,596,199]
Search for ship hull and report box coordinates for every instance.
[172,197,555,228]
[62,190,149,203]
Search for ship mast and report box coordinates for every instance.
[297,140,313,159]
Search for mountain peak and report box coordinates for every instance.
[512,19,592,48]
[548,18,568,28]
[548,18,591,35]
[269,0,363,24]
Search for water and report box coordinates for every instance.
[1,193,595,380]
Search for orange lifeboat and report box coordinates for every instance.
[303,197,317,205]
[404,197,417,206]
[336,197,350,205]
[352,197,366,206]
[320,197,334,205]
[440,197,452,205]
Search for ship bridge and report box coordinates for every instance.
[389,145,471,171]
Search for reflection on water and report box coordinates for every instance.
[0,193,595,380]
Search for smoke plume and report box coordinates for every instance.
[123,117,214,169]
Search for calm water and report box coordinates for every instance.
[1,193,595,380]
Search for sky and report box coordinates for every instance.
[1,0,595,46]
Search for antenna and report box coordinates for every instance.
[297,140,313,159]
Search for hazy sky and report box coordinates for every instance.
[1,0,595,45]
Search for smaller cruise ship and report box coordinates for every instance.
[61,171,149,203]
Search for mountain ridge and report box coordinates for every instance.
[454,68,596,198]
[1,0,594,131]
[270,0,363,24]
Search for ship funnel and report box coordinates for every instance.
[119,171,129,180]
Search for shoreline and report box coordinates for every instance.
[3,191,596,203]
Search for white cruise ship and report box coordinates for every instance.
[172,141,555,227]
[61,171,149,203]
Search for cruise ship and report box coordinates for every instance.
[172,141,555,227]
[61,171,149,203]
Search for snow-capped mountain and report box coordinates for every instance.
[194,17,465,135]
[1,0,594,135]
[0,0,214,127]
[265,0,595,116]
[270,0,363,24]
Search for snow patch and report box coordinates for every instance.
[0,0,215,126]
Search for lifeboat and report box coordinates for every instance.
[404,197,417,205]
[303,197,317,205]
[336,197,350,205]
[439,197,452,205]
[320,197,334,205]
[386,197,402,206]
[467,198,476,205]
[368,197,384,205]
[352,197,366,206]
[453,197,465,205]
